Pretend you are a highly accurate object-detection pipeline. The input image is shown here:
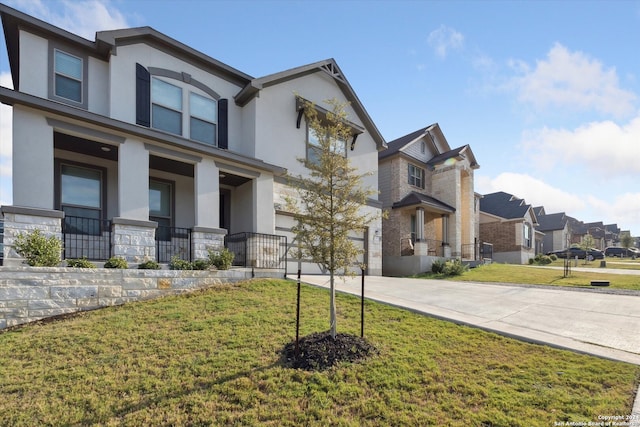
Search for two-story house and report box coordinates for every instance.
[0,4,385,274]
[378,124,480,276]
[479,191,541,264]
[535,210,571,253]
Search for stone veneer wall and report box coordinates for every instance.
[0,267,281,330]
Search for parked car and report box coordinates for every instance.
[548,247,604,259]
[604,247,639,258]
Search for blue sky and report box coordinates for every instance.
[1,0,639,236]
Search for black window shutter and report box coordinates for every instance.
[136,63,151,127]
[218,98,228,149]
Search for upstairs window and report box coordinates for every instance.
[306,126,347,165]
[152,78,182,135]
[408,163,425,189]
[190,93,217,145]
[54,50,82,103]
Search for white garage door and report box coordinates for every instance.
[276,213,368,275]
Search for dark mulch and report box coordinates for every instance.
[282,331,378,371]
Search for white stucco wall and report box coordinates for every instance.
[12,107,54,209]
[18,31,48,98]
[251,72,380,195]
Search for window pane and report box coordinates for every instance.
[62,206,101,235]
[307,146,320,165]
[55,50,82,79]
[61,165,101,208]
[190,93,216,121]
[190,117,216,145]
[308,128,321,147]
[55,74,81,102]
[152,78,182,110]
[152,105,182,135]
[149,181,171,216]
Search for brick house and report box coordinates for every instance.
[378,124,481,276]
[0,4,385,274]
[479,191,541,264]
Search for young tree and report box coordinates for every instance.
[579,233,596,264]
[286,98,379,339]
[620,232,633,250]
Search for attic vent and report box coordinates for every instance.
[321,63,346,83]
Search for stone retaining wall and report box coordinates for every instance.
[0,267,282,330]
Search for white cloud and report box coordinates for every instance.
[510,43,636,117]
[6,0,129,39]
[427,25,464,59]
[522,113,640,177]
[476,172,586,213]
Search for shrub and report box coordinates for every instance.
[192,259,211,270]
[443,259,468,276]
[208,248,235,270]
[549,254,558,261]
[13,229,62,267]
[138,260,160,270]
[66,257,96,268]
[169,256,192,270]
[104,256,128,269]
[431,259,446,274]
[530,254,553,266]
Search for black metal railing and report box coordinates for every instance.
[63,216,112,260]
[225,232,287,271]
[481,242,493,260]
[401,236,446,257]
[156,226,192,263]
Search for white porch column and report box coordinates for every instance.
[415,207,425,241]
[253,173,275,234]
[117,139,149,220]
[192,158,225,260]
[194,158,219,229]
[12,108,54,209]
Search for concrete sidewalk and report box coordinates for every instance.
[292,274,640,422]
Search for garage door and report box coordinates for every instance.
[276,213,368,275]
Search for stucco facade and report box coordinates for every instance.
[0,5,385,274]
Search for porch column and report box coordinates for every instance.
[117,139,149,220]
[192,158,225,259]
[12,108,54,209]
[253,173,275,234]
[415,208,425,241]
[112,139,156,262]
[414,207,428,256]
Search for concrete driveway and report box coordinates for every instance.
[292,274,640,366]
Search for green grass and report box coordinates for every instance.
[426,263,640,291]
[1,279,638,426]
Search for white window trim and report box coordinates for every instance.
[48,43,88,109]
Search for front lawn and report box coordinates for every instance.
[439,263,640,291]
[0,279,638,426]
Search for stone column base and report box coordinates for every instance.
[111,218,157,263]
[1,206,64,266]
[191,227,227,261]
[414,241,429,256]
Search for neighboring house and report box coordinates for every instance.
[479,192,540,264]
[604,224,620,248]
[0,5,385,274]
[535,211,571,253]
[378,123,480,276]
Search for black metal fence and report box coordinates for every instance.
[63,216,112,260]
[225,232,287,271]
[461,242,493,261]
[481,242,493,261]
[156,226,192,263]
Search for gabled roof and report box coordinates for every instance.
[234,59,386,151]
[427,144,479,169]
[536,212,567,231]
[480,191,537,222]
[0,3,253,90]
[392,191,455,214]
[379,123,442,160]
